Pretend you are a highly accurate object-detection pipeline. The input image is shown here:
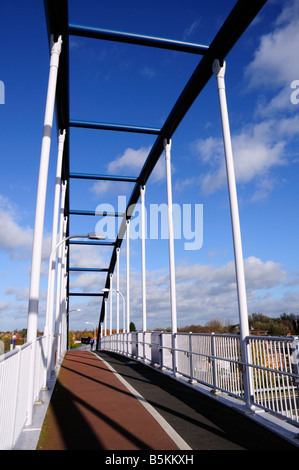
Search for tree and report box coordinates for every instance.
[129,322,136,332]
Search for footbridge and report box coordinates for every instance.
[1,0,299,452]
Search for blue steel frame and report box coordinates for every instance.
[43,0,268,347]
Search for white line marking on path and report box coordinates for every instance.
[93,352,192,451]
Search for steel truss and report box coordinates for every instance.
[43,0,268,347]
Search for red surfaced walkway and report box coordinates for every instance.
[36,349,298,451]
[37,350,181,450]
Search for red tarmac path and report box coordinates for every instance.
[37,349,181,450]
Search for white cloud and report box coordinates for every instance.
[186,2,299,200]
[69,244,110,269]
[0,195,33,259]
[193,120,286,196]
[91,146,166,195]
[140,67,156,78]
[245,0,299,113]
[114,256,293,329]
[0,194,52,264]
[183,20,201,40]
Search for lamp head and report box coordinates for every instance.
[88,232,105,240]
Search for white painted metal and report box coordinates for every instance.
[109,273,113,335]
[43,130,65,388]
[116,247,120,333]
[126,219,130,333]
[164,139,177,335]
[0,337,45,450]
[54,182,67,358]
[104,298,107,336]
[26,36,62,426]
[213,59,249,341]
[213,59,252,407]
[140,185,147,332]
[164,139,178,375]
[60,240,68,357]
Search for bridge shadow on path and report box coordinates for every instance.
[96,351,299,451]
[37,350,179,450]
[37,349,298,451]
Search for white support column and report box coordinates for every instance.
[213,59,249,340]
[27,36,63,344]
[104,298,107,337]
[54,183,67,362]
[164,139,178,377]
[58,217,68,359]
[126,219,130,333]
[140,185,147,333]
[213,59,253,408]
[116,247,120,334]
[26,36,62,425]
[164,139,177,335]
[61,243,68,356]
[43,130,65,387]
[109,273,113,335]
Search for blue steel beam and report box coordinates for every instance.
[69,209,124,217]
[69,172,138,183]
[69,267,109,272]
[68,23,209,55]
[69,240,115,246]
[69,292,104,297]
[69,119,160,135]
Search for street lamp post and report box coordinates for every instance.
[102,288,126,333]
[85,321,96,349]
[66,308,81,350]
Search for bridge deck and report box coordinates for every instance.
[35,349,297,451]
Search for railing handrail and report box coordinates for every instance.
[0,340,32,363]
[100,331,299,428]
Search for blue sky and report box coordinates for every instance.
[0,0,298,333]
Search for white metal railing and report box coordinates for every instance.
[99,331,299,427]
[0,336,48,450]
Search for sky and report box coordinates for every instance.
[0,0,298,333]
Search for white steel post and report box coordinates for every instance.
[43,130,65,387]
[213,59,253,408]
[109,273,113,335]
[126,219,130,333]
[140,185,147,362]
[116,247,120,334]
[60,216,69,357]
[54,183,67,362]
[164,139,177,335]
[164,139,178,376]
[57,216,68,360]
[26,36,62,425]
[140,186,147,333]
[60,243,68,356]
[104,298,107,337]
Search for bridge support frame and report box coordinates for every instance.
[213,59,254,409]
[26,35,63,425]
[43,130,66,389]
